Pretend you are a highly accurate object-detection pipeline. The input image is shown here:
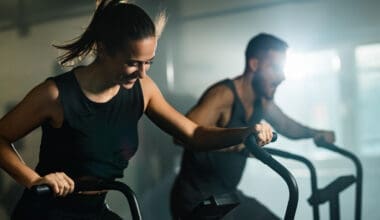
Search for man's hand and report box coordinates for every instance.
[313,130,335,146]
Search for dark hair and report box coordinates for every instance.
[245,33,288,64]
[54,0,156,66]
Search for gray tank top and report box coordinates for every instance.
[178,78,264,202]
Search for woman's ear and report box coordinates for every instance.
[96,42,107,60]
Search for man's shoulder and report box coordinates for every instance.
[204,80,233,98]
[198,79,234,107]
[210,78,233,88]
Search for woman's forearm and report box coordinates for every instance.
[185,126,252,151]
[0,138,40,188]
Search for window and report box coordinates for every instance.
[356,44,380,155]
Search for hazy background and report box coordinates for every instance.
[0,0,379,219]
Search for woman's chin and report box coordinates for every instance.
[121,79,136,89]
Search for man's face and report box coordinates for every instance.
[251,50,286,100]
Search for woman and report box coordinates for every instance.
[0,0,273,219]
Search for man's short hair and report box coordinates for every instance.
[245,33,288,62]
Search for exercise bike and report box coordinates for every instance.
[190,133,299,220]
[32,178,142,220]
[265,139,363,220]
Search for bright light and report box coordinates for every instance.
[356,43,380,69]
[332,53,341,73]
[284,49,341,80]
[166,48,175,91]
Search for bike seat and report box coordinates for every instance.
[190,193,240,220]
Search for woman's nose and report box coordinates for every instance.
[138,63,147,78]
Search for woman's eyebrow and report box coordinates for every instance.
[126,56,155,63]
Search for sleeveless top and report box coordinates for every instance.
[35,70,144,179]
[177,78,264,203]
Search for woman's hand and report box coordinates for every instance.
[251,123,273,147]
[31,172,75,197]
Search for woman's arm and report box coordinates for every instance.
[141,77,272,151]
[0,80,74,196]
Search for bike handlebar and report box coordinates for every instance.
[244,132,299,220]
[31,179,142,220]
[313,139,363,220]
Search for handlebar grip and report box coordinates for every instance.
[244,132,277,162]
[314,137,336,148]
[271,132,278,142]
[30,184,52,196]
[247,132,277,146]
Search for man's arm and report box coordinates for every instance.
[186,84,233,127]
[185,85,249,152]
[172,84,232,147]
[187,84,275,152]
[145,77,273,151]
[172,84,240,151]
[264,101,335,143]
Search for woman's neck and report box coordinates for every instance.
[73,63,121,104]
[75,61,119,94]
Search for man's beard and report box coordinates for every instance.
[251,70,274,100]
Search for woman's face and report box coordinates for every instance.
[103,36,157,89]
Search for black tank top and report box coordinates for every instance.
[35,70,144,179]
[177,79,264,202]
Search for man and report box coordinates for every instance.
[170,33,335,220]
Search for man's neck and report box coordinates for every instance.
[235,72,257,103]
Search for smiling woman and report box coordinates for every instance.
[0,0,274,219]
